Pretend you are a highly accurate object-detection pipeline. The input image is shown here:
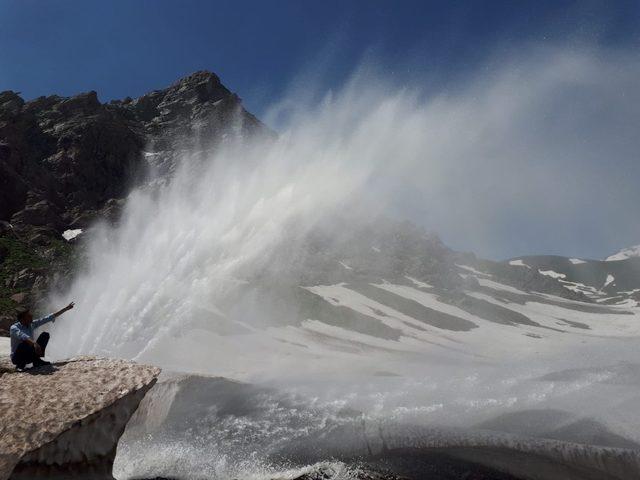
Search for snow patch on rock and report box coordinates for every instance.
[538,269,566,280]
[509,259,529,268]
[62,228,83,241]
[456,264,488,276]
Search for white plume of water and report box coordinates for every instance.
[45,49,640,479]
[47,80,431,374]
[47,48,640,380]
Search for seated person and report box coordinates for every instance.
[10,302,75,369]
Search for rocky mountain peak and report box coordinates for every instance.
[0,91,24,117]
[0,71,269,321]
[166,70,229,103]
[55,90,101,116]
[125,70,233,124]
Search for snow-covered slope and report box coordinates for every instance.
[503,254,640,307]
[606,244,640,261]
[47,214,640,479]
[115,264,640,478]
[99,221,640,381]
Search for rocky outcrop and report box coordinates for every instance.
[0,356,160,480]
[0,71,271,320]
[0,71,267,232]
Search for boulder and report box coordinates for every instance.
[0,356,160,480]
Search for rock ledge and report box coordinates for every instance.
[0,356,160,479]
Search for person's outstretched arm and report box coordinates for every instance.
[53,302,75,318]
[32,302,75,328]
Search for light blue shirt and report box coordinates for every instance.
[9,314,55,358]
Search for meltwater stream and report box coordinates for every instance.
[46,69,640,479]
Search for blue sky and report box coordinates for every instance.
[1,1,639,260]
[2,1,637,114]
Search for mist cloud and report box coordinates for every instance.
[267,46,640,260]
[48,45,640,372]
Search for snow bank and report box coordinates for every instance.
[569,258,587,264]
[61,228,83,241]
[0,357,159,480]
[509,259,529,267]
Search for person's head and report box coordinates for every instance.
[16,308,33,326]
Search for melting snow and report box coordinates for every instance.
[560,280,600,297]
[538,269,566,280]
[509,259,529,268]
[62,229,83,241]
[405,276,433,289]
[338,261,353,270]
[569,258,587,265]
[456,264,488,276]
[615,299,639,308]
[603,274,615,288]
[619,288,640,295]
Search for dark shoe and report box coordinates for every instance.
[15,364,26,371]
[32,358,51,368]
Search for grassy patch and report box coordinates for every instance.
[0,234,77,319]
[0,236,46,272]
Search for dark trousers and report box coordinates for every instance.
[12,332,49,368]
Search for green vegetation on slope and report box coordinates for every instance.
[0,233,76,321]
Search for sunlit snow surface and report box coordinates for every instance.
[569,258,587,265]
[103,270,640,478]
[538,269,566,279]
[606,245,640,261]
[61,228,83,241]
[604,273,616,288]
[508,259,529,267]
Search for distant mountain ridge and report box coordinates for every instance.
[504,254,640,307]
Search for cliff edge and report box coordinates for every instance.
[0,349,160,480]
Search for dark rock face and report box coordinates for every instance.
[0,71,270,320]
[0,71,266,231]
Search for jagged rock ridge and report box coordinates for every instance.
[0,71,270,322]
